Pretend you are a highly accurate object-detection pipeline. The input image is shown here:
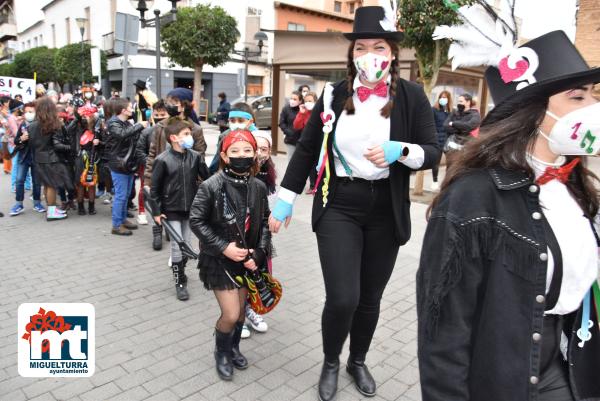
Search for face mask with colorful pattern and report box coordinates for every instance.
[354,52,392,83]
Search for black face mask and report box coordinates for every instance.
[166,104,180,117]
[228,157,255,174]
[153,117,166,124]
[457,104,466,113]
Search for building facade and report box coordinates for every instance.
[12,0,276,113]
[575,0,600,68]
[0,0,17,64]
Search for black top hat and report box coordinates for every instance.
[483,30,600,126]
[133,79,147,90]
[343,6,403,42]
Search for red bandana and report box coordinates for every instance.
[222,129,257,152]
[356,81,388,103]
[536,158,580,185]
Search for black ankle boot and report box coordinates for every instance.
[172,261,189,301]
[214,329,234,381]
[231,322,248,370]
[346,354,376,397]
[318,357,339,401]
[152,224,163,250]
[88,202,96,215]
[77,202,86,215]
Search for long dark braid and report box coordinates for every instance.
[344,39,401,118]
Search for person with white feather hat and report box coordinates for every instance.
[268,3,441,400]
[417,1,600,401]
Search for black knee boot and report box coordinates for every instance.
[214,329,234,381]
[231,322,248,370]
[318,356,339,401]
[346,353,376,397]
[172,260,189,301]
[77,202,86,215]
[152,224,163,250]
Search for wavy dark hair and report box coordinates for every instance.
[428,95,600,218]
[35,96,62,134]
[344,39,400,118]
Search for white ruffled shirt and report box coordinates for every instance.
[278,76,425,203]
[332,75,425,179]
[527,155,598,315]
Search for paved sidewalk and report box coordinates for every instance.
[0,125,430,401]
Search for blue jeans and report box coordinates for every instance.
[110,170,134,228]
[10,145,31,189]
[16,156,40,202]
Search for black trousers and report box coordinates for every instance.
[316,178,400,358]
[539,315,575,401]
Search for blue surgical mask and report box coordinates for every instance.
[439,98,448,107]
[181,135,194,149]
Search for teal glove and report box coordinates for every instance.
[272,199,293,222]
[381,141,409,164]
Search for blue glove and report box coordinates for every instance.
[381,141,409,164]
[272,199,293,222]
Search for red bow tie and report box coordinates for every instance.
[356,82,388,103]
[536,158,580,185]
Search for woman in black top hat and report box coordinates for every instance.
[418,3,600,400]
[269,4,440,401]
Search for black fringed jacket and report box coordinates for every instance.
[280,78,441,245]
[417,167,600,401]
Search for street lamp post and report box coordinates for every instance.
[233,31,268,103]
[131,0,180,98]
[75,17,87,88]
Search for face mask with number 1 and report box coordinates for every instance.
[539,102,600,156]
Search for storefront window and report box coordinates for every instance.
[431,70,485,113]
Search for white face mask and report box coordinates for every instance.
[304,102,315,111]
[229,122,248,131]
[84,92,93,99]
[25,112,35,122]
[539,102,600,156]
[354,52,392,83]
[302,91,309,98]
[289,99,300,108]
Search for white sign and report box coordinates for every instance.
[90,48,101,78]
[0,76,36,102]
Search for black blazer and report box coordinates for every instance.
[280,78,441,245]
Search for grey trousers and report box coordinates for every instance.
[539,315,575,401]
[169,219,192,263]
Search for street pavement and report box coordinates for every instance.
[7,122,597,401]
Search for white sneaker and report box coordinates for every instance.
[431,181,440,191]
[137,214,148,225]
[246,304,268,332]
[241,323,251,339]
[102,196,112,205]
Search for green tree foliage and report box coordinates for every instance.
[53,43,107,86]
[0,62,15,76]
[399,0,472,95]
[30,47,58,83]
[161,4,239,113]
[12,46,57,81]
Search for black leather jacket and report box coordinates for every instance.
[417,167,600,401]
[53,120,82,162]
[189,170,272,259]
[279,104,301,145]
[149,148,208,216]
[27,121,60,164]
[106,116,144,173]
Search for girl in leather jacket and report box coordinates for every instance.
[189,129,272,382]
